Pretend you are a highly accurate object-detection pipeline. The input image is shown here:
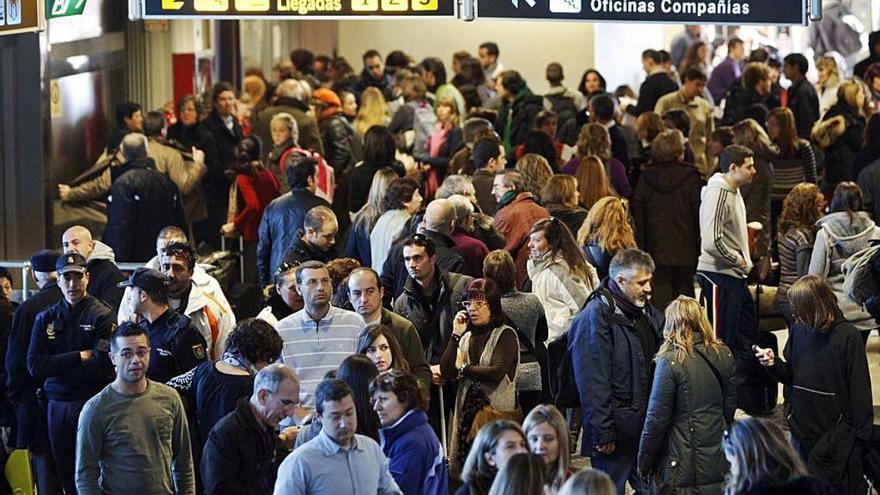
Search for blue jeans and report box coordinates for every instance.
[591,449,644,495]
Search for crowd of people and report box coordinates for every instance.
[2,26,880,495]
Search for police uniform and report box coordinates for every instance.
[141,309,208,383]
[118,267,209,383]
[26,253,115,495]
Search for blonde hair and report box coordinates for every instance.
[242,75,266,108]
[574,155,614,209]
[732,118,773,155]
[523,405,571,491]
[837,80,865,114]
[576,123,611,160]
[816,56,841,89]
[437,96,460,127]
[659,296,725,362]
[355,87,389,136]
[541,174,578,207]
[577,196,636,252]
[516,154,554,199]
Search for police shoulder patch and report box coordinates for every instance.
[192,344,206,360]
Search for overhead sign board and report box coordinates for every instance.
[476,0,807,25]
[140,0,456,19]
[0,0,43,35]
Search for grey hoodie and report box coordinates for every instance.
[697,173,752,278]
[809,211,880,330]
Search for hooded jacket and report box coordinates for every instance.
[818,102,865,187]
[527,252,598,343]
[253,97,324,158]
[85,241,126,312]
[809,211,880,329]
[634,160,703,267]
[104,157,187,263]
[697,173,752,278]
[379,410,448,495]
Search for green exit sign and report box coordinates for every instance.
[46,0,87,18]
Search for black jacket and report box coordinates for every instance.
[629,72,679,117]
[392,269,472,363]
[472,169,497,216]
[497,89,546,161]
[766,316,873,445]
[786,78,820,140]
[141,309,208,384]
[823,101,866,186]
[608,124,632,172]
[546,204,588,237]
[722,85,774,127]
[167,121,219,180]
[85,254,126,313]
[570,285,664,454]
[201,111,242,202]
[104,157,187,263]
[6,283,63,400]
[321,113,363,177]
[348,162,406,214]
[26,295,115,401]
[853,31,880,79]
[638,335,737,492]
[201,398,280,495]
[281,232,339,266]
[380,230,465,302]
[633,160,703,267]
[257,188,330,286]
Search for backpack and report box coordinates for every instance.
[547,289,603,408]
[279,146,336,203]
[544,93,578,137]
[842,242,880,306]
[410,100,437,161]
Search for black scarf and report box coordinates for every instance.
[607,279,643,319]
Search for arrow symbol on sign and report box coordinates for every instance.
[511,0,537,7]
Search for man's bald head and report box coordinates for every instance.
[121,133,149,160]
[425,199,456,235]
[62,226,95,258]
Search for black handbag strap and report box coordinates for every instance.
[695,349,725,396]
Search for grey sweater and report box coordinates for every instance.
[76,381,195,495]
[697,173,752,278]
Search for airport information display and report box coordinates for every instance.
[141,0,456,18]
[476,0,807,25]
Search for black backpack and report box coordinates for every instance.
[547,289,605,408]
[544,93,578,138]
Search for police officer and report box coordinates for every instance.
[27,253,115,495]
[5,249,63,494]
[119,267,208,383]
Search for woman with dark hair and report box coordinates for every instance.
[483,250,547,414]
[638,297,736,494]
[370,177,423,273]
[488,453,546,495]
[457,420,529,495]
[755,276,872,494]
[528,217,599,342]
[441,279,521,475]
[517,129,563,172]
[167,94,219,171]
[371,370,447,495]
[809,182,880,332]
[453,56,494,108]
[221,135,280,283]
[577,69,607,100]
[721,417,833,494]
[257,261,303,326]
[345,167,397,266]
[348,125,406,213]
[775,183,824,326]
[168,318,284,469]
[358,324,410,373]
[336,354,382,442]
[767,106,818,229]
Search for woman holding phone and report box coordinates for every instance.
[441,278,520,475]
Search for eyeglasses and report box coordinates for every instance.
[462,300,488,309]
[302,278,331,287]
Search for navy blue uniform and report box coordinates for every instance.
[27,294,115,495]
[141,308,208,383]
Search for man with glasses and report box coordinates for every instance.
[202,364,300,495]
[118,268,207,383]
[76,322,194,495]
[276,261,365,415]
[27,253,116,495]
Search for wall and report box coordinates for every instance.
[337,19,594,94]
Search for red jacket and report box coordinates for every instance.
[233,169,280,241]
[492,192,550,289]
[450,229,490,278]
